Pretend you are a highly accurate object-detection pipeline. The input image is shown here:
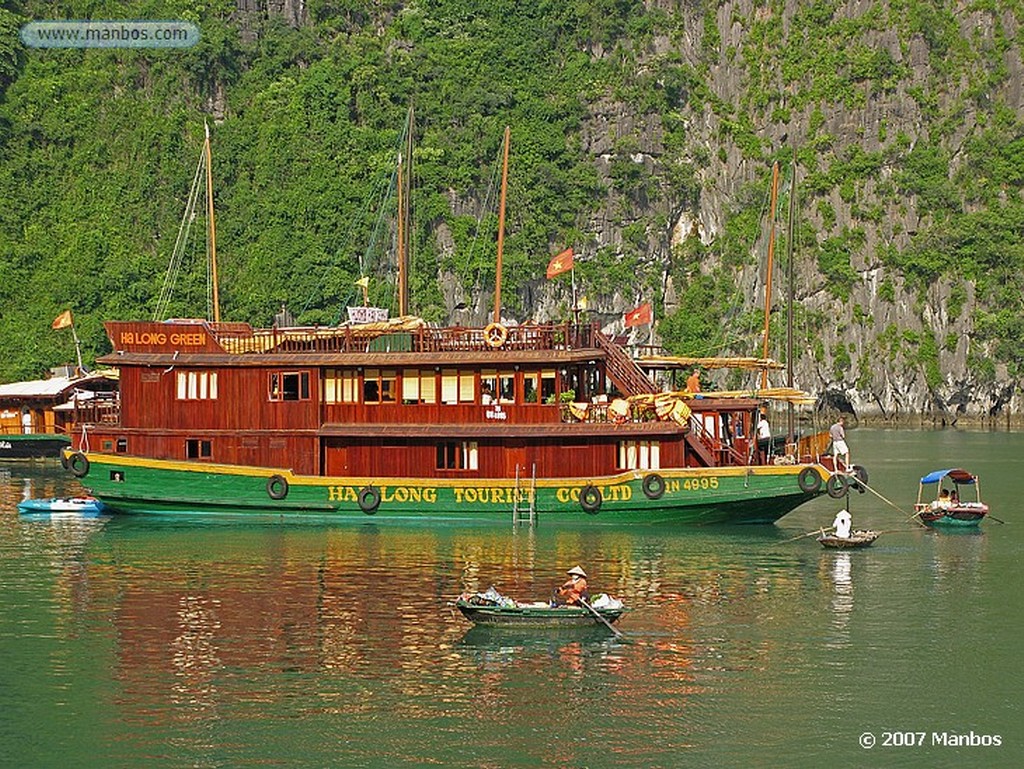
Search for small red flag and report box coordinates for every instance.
[624,302,652,328]
[51,309,73,330]
[545,247,574,279]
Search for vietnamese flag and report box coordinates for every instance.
[624,302,652,328]
[545,247,574,279]
[51,309,73,330]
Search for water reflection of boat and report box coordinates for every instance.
[913,468,989,527]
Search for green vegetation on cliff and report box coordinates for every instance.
[1,0,1022,390]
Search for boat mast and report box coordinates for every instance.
[786,152,797,444]
[760,161,780,389]
[204,122,221,323]
[493,125,510,325]
[397,104,413,318]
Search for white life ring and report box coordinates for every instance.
[484,322,509,348]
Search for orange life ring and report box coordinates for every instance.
[484,322,509,348]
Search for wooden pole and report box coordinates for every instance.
[494,125,510,325]
[760,161,780,389]
[204,122,220,324]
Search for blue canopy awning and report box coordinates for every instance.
[920,468,977,485]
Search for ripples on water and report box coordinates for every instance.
[2,432,1022,767]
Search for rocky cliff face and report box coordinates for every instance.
[249,0,1022,424]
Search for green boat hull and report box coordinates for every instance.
[64,451,827,525]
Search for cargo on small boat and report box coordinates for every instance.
[455,588,625,629]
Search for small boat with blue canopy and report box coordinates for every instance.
[913,469,989,526]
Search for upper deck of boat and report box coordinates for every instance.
[99,318,613,366]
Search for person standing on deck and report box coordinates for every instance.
[552,566,589,606]
[830,415,851,472]
[686,368,701,394]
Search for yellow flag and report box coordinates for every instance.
[51,309,73,330]
[578,296,588,311]
[354,276,370,289]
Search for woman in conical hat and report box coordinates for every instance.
[554,566,590,605]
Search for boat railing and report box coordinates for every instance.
[215,321,600,356]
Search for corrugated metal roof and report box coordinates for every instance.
[0,373,117,400]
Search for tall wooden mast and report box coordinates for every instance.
[760,161,780,389]
[204,122,220,323]
[493,125,510,325]
[397,104,413,317]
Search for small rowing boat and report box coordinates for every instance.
[817,529,879,548]
[17,496,106,515]
[913,468,989,527]
[455,588,625,629]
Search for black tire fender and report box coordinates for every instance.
[580,484,602,514]
[358,485,381,514]
[826,473,849,499]
[69,451,90,479]
[798,466,822,493]
[850,464,869,493]
[266,474,289,500]
[642,473,666,500]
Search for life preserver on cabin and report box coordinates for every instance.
[358,485,381,514]
[798,466,822,493]
[642,473,666,500]
[825,473,849,499]
[484,322,509,348]
[266,474,289,500]
[580,484,602,514]
[69,451,90,479]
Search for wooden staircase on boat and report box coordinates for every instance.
[595,332,659,396]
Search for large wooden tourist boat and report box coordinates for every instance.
[59,316,838,523]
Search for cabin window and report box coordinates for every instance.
[441,370,474,405]
[186,439,212,459]
[269,371,310,401]
[618,440,660,470]
[541,370,557,403]
[497,371,516,403]
[176,371,218,400]
[436,441,478,471]
[363,369,397,404]
[481,370,498,404]
[402,370,436,404]
[523,373,539,404]
[323,369,358,404]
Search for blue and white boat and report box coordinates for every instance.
[17,496,106,516]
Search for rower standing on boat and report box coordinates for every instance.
[552,566,589,606]
[686,368,701,394]
[829,416,851,472]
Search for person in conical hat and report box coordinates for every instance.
[553,566,590,606]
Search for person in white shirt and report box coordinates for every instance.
[832,509,852,538]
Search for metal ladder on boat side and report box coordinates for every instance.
[512,463,537,526]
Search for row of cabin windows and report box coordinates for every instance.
[322,368,559,406]
[174,369,565,406]
[102,436,658,472]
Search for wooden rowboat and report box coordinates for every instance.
[455,598,625,629]
[817,529,879,548]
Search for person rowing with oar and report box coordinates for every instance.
[551,566,589,606]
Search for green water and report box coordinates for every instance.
[1,429,1020,767]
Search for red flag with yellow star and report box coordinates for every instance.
[545,247,574,279]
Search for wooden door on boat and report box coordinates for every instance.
[505,440,528,481]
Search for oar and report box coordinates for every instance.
[578,597,628,642]
[781,526,830,544]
